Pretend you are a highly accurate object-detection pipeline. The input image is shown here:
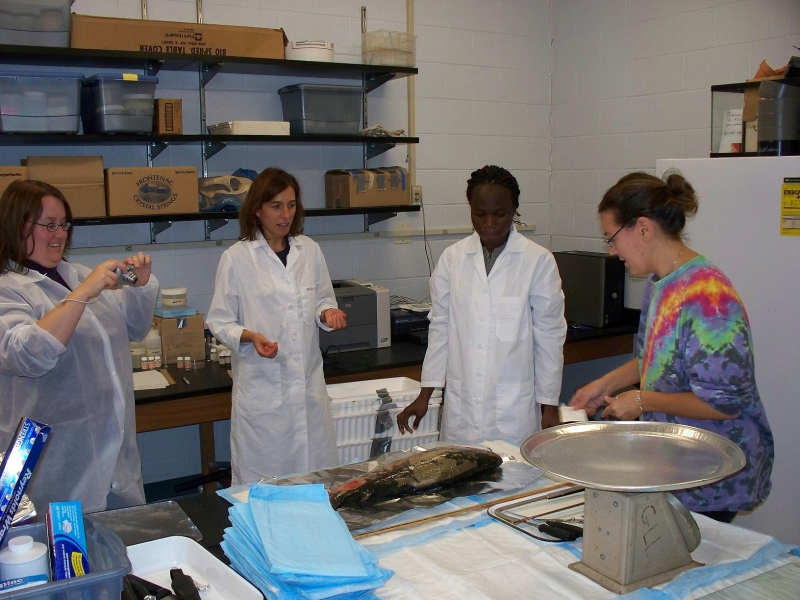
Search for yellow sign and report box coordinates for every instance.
[780,178,800,236]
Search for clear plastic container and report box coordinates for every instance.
[161,287,187,307]
[0,518,130,600]
[0,71,82,133]
[0,0,71,48]
[81,73,158,133]
[277,84,362,135]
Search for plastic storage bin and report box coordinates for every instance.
[328,377,441,415]
[0,517,130,599]
[277,84,362,135]
[362,30,416,67]
[0,0,72,48]
[337,431,440,465]
[0,71,82,133]
[333,399,441,443]
[81,73,159,134]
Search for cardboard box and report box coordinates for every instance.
[152,314,205,365]
[0,166,26,195]
[105,166,199,216]
[26,156,106,218]
[71,14,287,60]
[155,98,182,134]
[325,167,409,208]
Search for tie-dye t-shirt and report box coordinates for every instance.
[636,255,773,512]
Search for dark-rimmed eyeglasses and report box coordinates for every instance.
[28,221,72,233]
[604,221,630,247]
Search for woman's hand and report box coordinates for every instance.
[252,333,279,359]
[323,308,347,330]
[124,252,152,287]
[73,259,126,300]
[601,391,642,420]
[569,379,611,416]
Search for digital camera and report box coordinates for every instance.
[113,265,138,286]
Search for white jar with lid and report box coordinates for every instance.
[0,535,49,584]
[145,328,162,356]
[161,287,188,307]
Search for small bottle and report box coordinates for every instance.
[218,350,225,366]
[210,348,218,363]
[147,356,155,370]
[0,534,50,584]
[154,355,162,369]
[225,351,231,365]
[176,356,184,369]
[184,356,192,370]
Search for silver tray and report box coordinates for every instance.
[520,422,745,492]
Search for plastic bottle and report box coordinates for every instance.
[176,356,184,369]
[144,328,162,357]
[0,535,49,584]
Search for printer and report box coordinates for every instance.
[319,280,390,352]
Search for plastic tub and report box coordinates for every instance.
[0,0,71,48]
[161,287,188,307]
[362,30,416,67]
[277,83,362,135]
[333,400,441,443]
[81,73,158,133]
[0,71,82,133]
[337,431,440,465]
[0,517,130,599]
[285,40,334,62]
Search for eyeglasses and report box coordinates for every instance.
[28,221,72,233]
[604,222,629,247]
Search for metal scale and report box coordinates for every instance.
[520,422,746,594]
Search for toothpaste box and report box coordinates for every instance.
[0,417,50,549]
[47,501,90,580]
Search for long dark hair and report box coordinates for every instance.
[598,172,698,240]
[0,179,73,274]
[239,168,304,241]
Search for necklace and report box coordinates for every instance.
[668,244,685,275]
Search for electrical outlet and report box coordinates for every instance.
[412,185,423,205]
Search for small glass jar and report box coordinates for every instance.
[184,357,192,370]
[176,356,184,369]
[218,350,225,366]
[154,355,162,369]
[146,356,155,370]
[210,348,218,363]
[225,351,232,365]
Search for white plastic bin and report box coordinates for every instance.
[0,0,72,48]
[337,431,440,465]
[328,377,441,416]
[333,399,441,443]
[0,71,82,133]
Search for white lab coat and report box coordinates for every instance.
[207,234,339,485]
[0,262,158,513]
[421,227,566,445]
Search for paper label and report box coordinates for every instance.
[780,178,800,236]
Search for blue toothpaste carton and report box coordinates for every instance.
[0,417,50,549]
[47,500,90,580]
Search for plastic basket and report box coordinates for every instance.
[333,400,441,443]
[327,377,441,416]
[337,431,440,465]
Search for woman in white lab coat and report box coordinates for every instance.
[207,168,346,485]
[0,180,159,513]
[398,166,567,445]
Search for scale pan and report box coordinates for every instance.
[521,421,745,492]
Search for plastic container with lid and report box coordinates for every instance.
[0,0,72,48]
[80,73,158,133]
[0,535,49,586]
[144,328,162,357]
[161,287,187,307]
[277,84,362,135]
[285,40,334,62]
[0,71,82,133]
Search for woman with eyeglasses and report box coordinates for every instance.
[570,172,773,522]
[0,179,159,513]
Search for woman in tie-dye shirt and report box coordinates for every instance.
[570,172,773,522]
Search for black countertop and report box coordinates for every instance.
[135,322,638,406]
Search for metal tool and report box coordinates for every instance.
[521,422,745,594]
[488,485,585,543]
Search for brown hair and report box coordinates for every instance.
[598,172,699,240]
[239,168,304,241]
[0,179,73,274]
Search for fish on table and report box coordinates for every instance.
[328,445,504,509]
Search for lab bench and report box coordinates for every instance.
[135,325,638,493]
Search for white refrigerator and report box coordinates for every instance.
[656,157,800,544]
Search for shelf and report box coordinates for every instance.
[0,45,417,90]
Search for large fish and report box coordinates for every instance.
[328,445,503,509]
